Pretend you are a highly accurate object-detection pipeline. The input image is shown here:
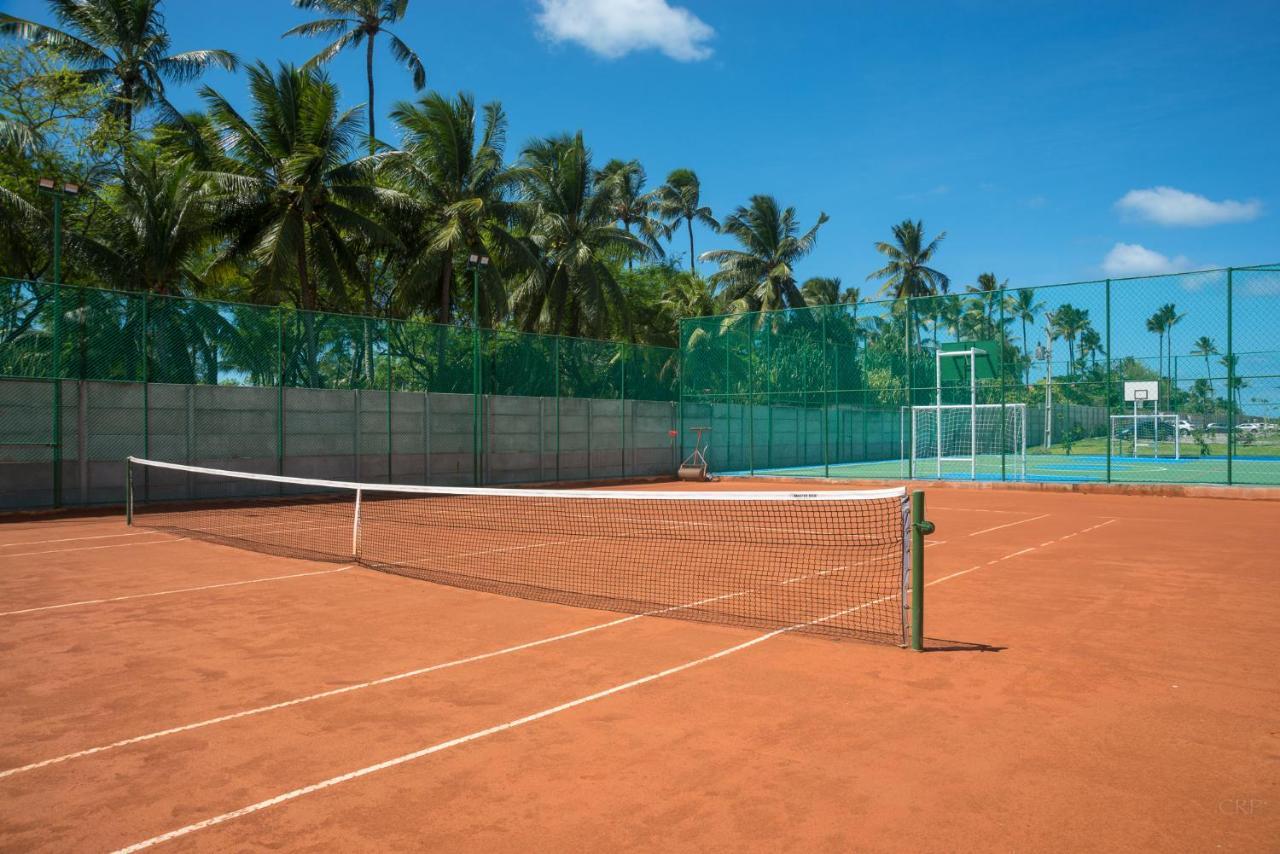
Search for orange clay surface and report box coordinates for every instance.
[0,482,1276,852]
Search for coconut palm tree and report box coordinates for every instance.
[1006,288,1044,384]
[700,195,829,314]
[596,159,665,266]
[1146,309,1167,381]
[284,0,426,152]
[966,272,1004,326]
[800,276,842,306]
[1191,336,1218,395]
[195,62,407,386]
[1079,325,1104,371]
[383,91,512,324]
[1,0,237,131]
[1051,303,1090,370]
[867,219,949,300]
[506,132,647,336]
[80,151,215,294]
[1158,302,1185,387]
[655,168,718,274]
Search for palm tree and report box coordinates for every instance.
[800,276,842,306]
[1051,304,1090,370]
[506,133,647,336]
[1,0,237,131]
[1158,302,1185,388]
[655,168,718,274]
[195,62,406,388]
[1078,326,1103,371]
[1219,354,1246,416]
[1146,309,1167,381]
[384,91,512,324]
[1006,288,1044,384]
[867,220,949,299]
[284,0,426,152]
[966,272,1004,326]
[1191,336,1218,395]
[80,151,214,294]
[596,159,665,266]
[700,195,829,314]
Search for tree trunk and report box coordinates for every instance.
[297,236,319,387]
[439,254,453,324]
[686,217,695,274]
[366,36,377,153]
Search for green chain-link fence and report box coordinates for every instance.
[0,279,679,509]
[680,264,1280,487]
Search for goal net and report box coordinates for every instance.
[903,403,1027,479]
[1109,413,1182,459]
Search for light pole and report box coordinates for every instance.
[466,254,490,485]
[36,178,81,508]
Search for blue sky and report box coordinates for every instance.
[7,0,1276,290]
[6,0,1279,386]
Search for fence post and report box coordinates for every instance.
[141,292,149,500]
[51,280,63,507]
[999,290,1007,481]
[1105,279,1112,484]
[1226,268,1234,485]
[748,315,755,476]
[386,343,393,484]
[554,336,561,482]
[822,308,830,478]
[276,308,285,479]
[619,342,626,478]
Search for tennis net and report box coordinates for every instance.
[126,457,915,643]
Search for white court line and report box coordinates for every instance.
[966,514,1050,537]
[0,532,160,548]
[2,538,187,558]
[0,567,353,618]
[928,520,1116,586]
[0,590,743,781]
[111,517,1122,853]
[926,506,1028,514]
[111,588,894,854]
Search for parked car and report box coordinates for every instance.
[1238,422,1264,433]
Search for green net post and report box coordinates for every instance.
[910,489,932,651]
[1226,268,1234,485]
[905,297,914,479]
[1105,279,1112,483]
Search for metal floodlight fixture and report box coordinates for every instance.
[63,182,80,195]
[38,177,56,190]
[37,178,80,195]
[1034,343,1047,361]
[466,254,490,270]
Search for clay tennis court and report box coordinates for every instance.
[0,481,1276,852]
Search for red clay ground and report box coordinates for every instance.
[0,484,1276,852]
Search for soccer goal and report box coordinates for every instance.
[1109,413,1182,459]
[899,342,1027,479]
[905,404,1028,478]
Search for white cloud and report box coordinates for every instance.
[534,0,714,61]
[1101,243,1194,277]
[1115,186,1262,227]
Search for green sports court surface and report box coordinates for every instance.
[720,451,1280,485]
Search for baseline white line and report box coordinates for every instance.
[0,532,159,548]
[0,567,353,618]
[2,538,188,558]
[966,514,1050,537]
[0,591,741,781]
